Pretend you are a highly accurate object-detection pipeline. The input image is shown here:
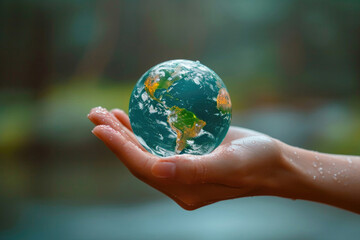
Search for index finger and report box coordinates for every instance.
[92,125,157,179]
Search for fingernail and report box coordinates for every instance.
[152,162,176,178]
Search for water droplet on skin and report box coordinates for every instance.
[252,140,256,144]
[294,151,297,155]
[315,155,320,160]
[332,163,335,166]
[313,176,316,180]
[312,162,317,168]
[227,145,241,152]
[347,157,353,164]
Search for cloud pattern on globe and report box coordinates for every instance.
[129,59,231,157]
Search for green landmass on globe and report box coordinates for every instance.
[167,106,206,153]
[129,59,232,157]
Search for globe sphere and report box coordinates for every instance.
[129,59,231,157]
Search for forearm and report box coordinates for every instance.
[271,141,360,214]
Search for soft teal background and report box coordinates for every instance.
[1,0,360,239]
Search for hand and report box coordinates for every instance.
[88,107,284,210]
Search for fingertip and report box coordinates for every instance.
[92,124,118,140]
[111,108,132,130]
[90,106,107,114]
[110,108,125,114]
[88,106,108,122]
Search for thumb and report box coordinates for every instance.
[151,154,223,184]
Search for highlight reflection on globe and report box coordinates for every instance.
[129,59,232,157]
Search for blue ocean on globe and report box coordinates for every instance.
[129,59,232,157]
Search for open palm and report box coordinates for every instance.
[88,107,282,210]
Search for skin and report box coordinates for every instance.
[88,106,360,214]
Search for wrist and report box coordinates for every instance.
[269,141,339,204]
[262,140,313,199]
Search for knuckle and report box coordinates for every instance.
[183,158,207,184]
[128,155,153,180]
[194,159,207,184]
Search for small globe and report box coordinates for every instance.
[129,59,232,157]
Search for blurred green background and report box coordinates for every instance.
[1,0,360,239]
